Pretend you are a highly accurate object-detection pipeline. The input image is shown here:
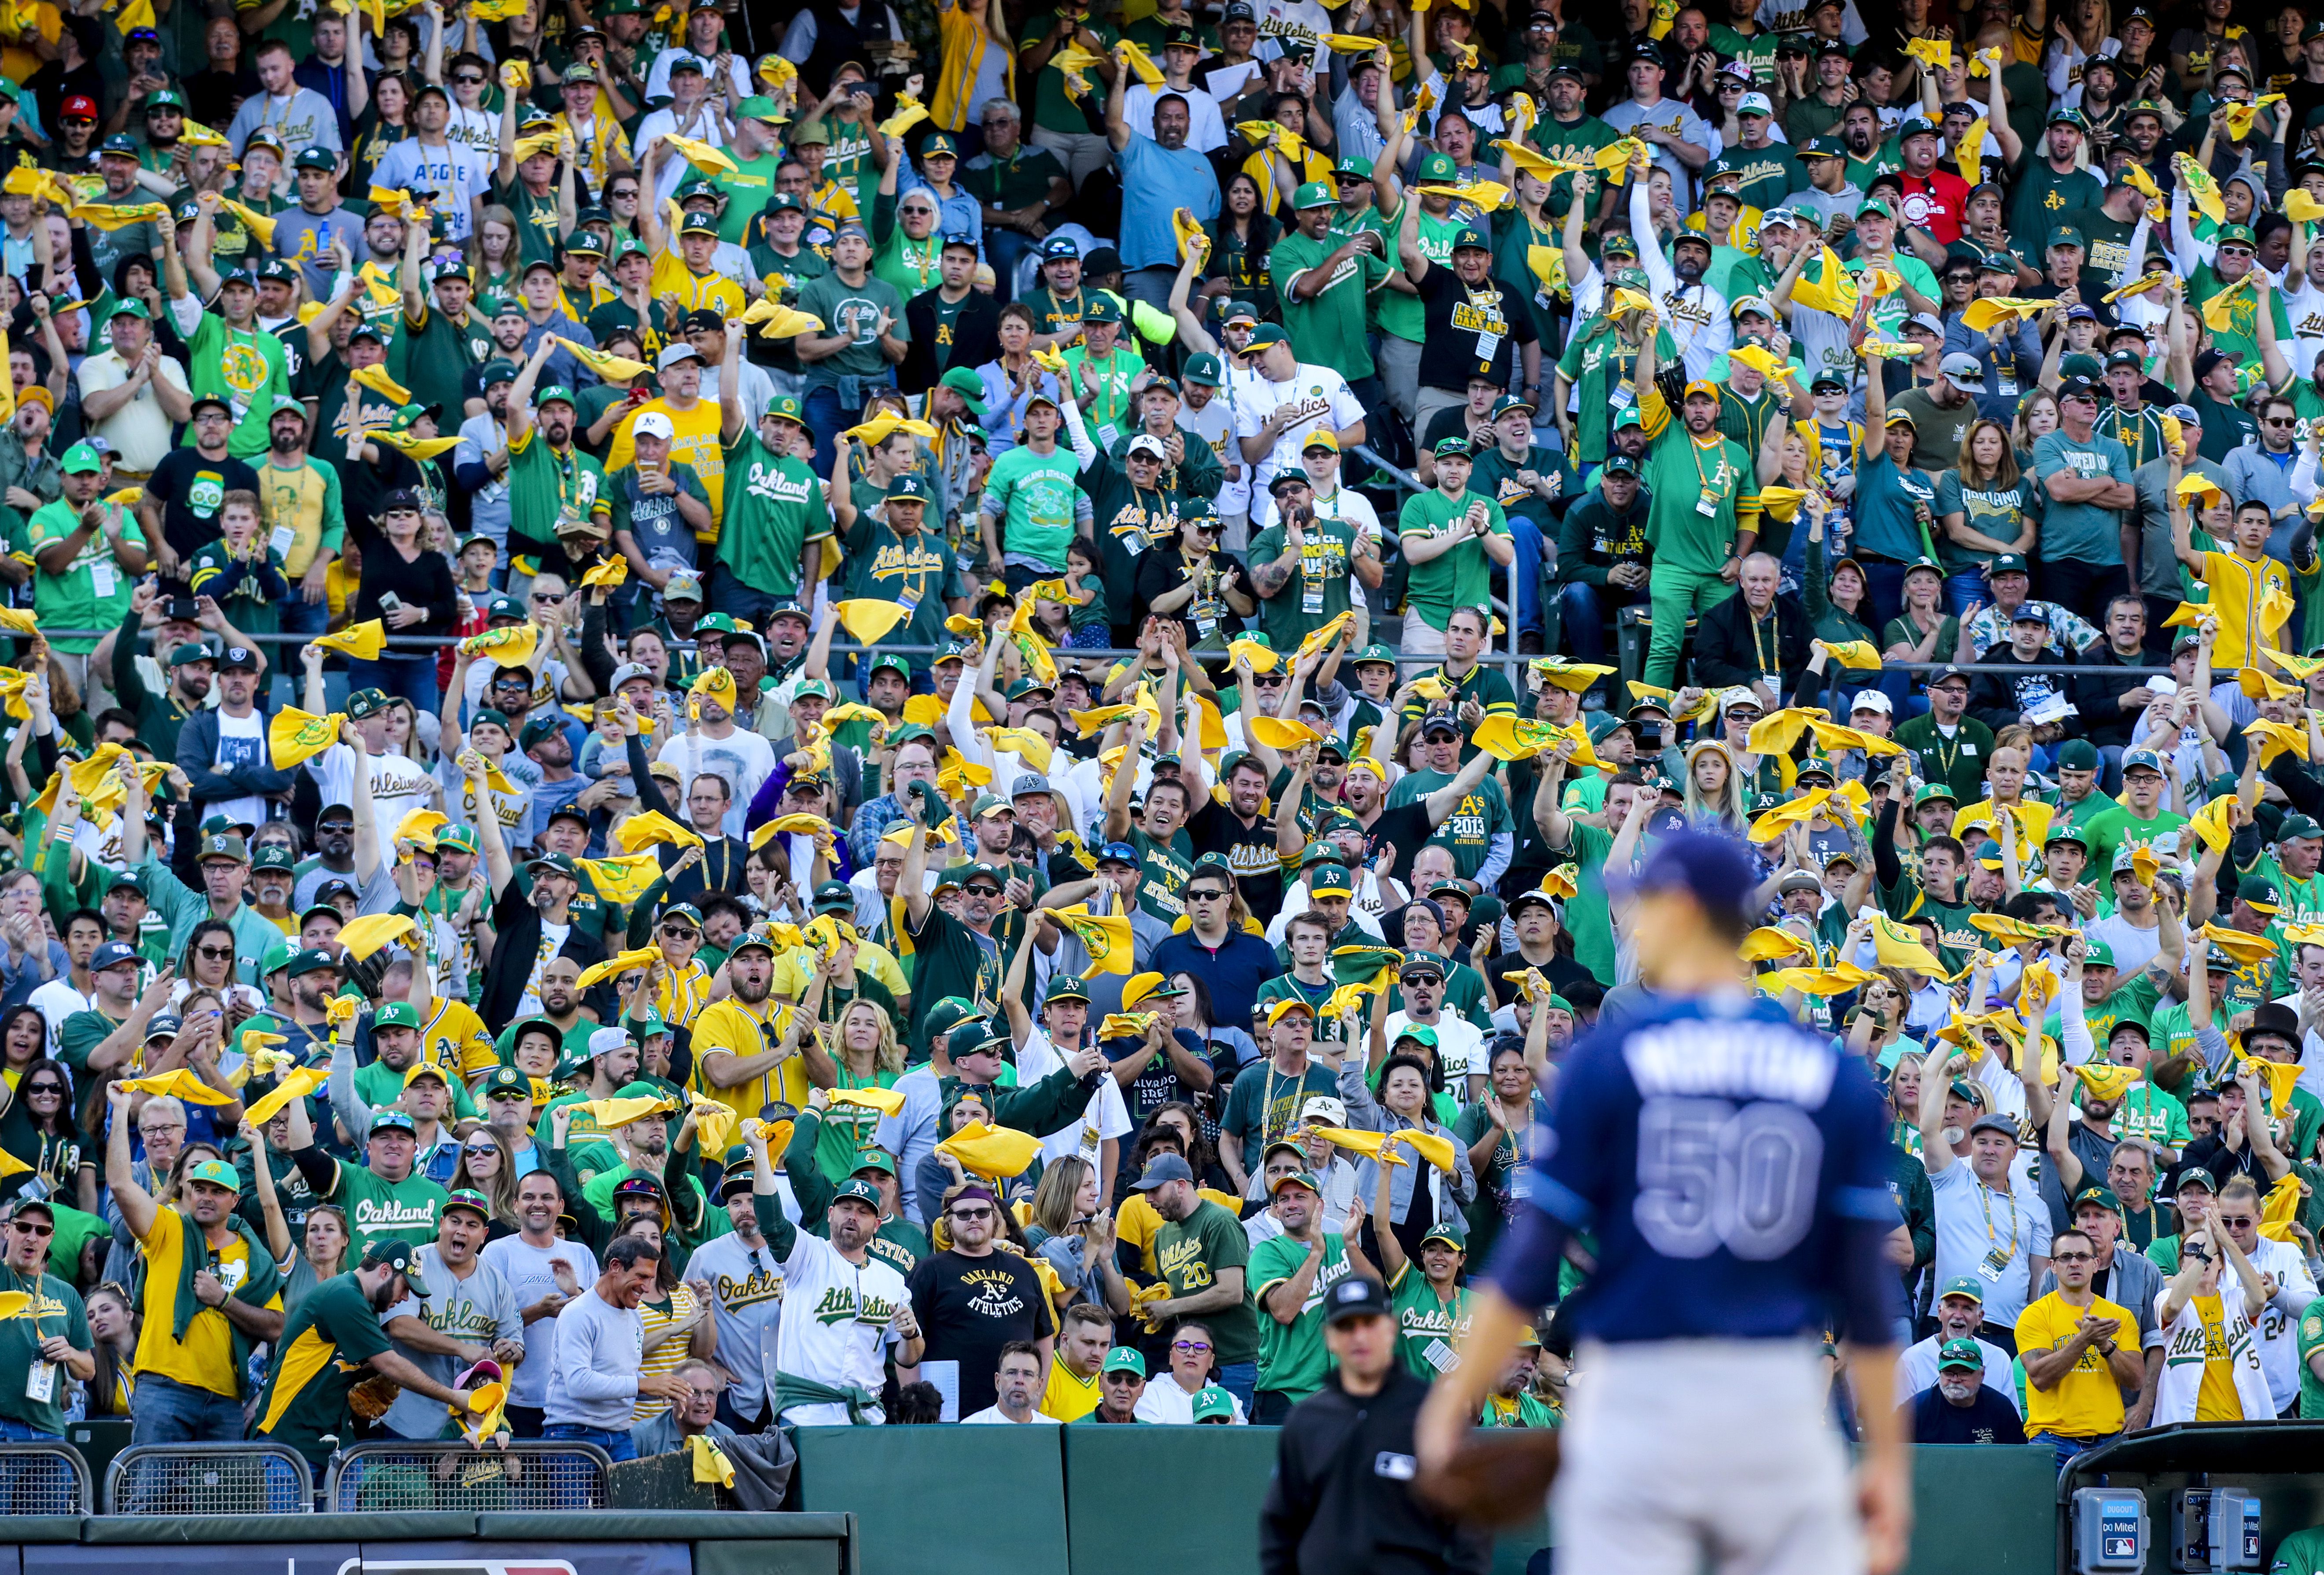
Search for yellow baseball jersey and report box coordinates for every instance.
[2199,548,2293,671]
[688,997,812,1119]
[424,997,497,1081]
[649,252,746,321]
[605,396,727,526]
[656,958,715,1031]
[134,1208,282,1398]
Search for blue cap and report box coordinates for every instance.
[92,940,140,971]
[1096,841,1140,867]
[1619,829,1761,924]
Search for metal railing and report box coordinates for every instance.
[0,1440,93,1515]
[104,1440,313,1515]
[323,1439,613,1513]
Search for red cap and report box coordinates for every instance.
[61,96,97,121]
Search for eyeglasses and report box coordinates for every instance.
[2217,1214,2258,1229]
[10,1220,51,1236]
[2053,1250,2095,1262]
[1172,1339,1212,1353]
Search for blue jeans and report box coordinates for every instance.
[347,652,440,716]
[130,1374,246,1445]
[542,1421,638,1463]
[1508,515,1545,637]
[1945,570,1987,619]
[988,228,1035,300]
[805,376,895,477]
[2031,1429,2116,1470]
[1558,581,1607,666]
[707,563,779,627]
[1214,1361,1258,1410]
[0,1418,59,1441]
[1856,559,1908,636]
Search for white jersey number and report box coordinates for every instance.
[1634,1097,1824,1261]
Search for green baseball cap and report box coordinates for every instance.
[1102,1345,1148,1377]
[359,1236,430,1295]
[183,1158,241,1193]
[375,1001,423,1030]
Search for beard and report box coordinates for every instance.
[1675,256,1704,283]
[734,971,770,1004]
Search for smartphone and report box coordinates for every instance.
[379,591,403,613]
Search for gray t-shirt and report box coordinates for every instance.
[1926,1159,2054,1331]
[272,205,364,300]
[476,1233,599,1409]
[383,1242,524,1439]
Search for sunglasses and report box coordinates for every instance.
[1186,888,1228,902]
[196,946,233,960]
[662,924,700,938]
[1172,1339,1212,1353]
[10,1220,52,1236]
[465,1144,499,1155]
[2053,1250,2094,1262]
[533,592,565,604]
[454,73,484,83]
[949,1206,994,1220]
[1103,1371,1141,1383]
[964,884,1004,897]
[23,1082,63,1097]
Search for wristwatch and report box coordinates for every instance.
[2096,1339,2118,1357]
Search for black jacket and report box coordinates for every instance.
[900,286,1002,395]
[1260,1364,1492,1575]
[1690,590,1809,695]
[2072,642,2155,750]
[1967,646,2078,736]
[478,874,610,1034]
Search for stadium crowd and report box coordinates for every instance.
[0,0,2323,1495]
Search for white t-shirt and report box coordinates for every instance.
[657,728,778,839]
[961,1405,1060,1424]
[1133,1376,1247,1423]
[772,1228,909,1404]
[208,708,272,834]
[476,1233,600,1409]
[77,350,192,474]
[1124,83,1228,152]
[1235,364,1365,498]
[308,742,439,823]
[27,978,94,1054]
[1383,1010,1486,1089]
[1016,1027,1132,1166]
[518,920,571,1017]
[370,137,492,241]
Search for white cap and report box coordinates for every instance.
[632,410,675,440]
[1737,91,1774,115]
[1127,434,1167,460]
[588,1026,633,1058]
[1850,690,1894,716]
[657,342,704,373]
[1716,687,1761,714]
[1299,1095,1348,1126]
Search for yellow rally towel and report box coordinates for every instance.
[1469,714,1583,764]
[377,431,462,462]
[1726,343,1793,385]
[2247,717,2311,768]
[830,1086,908,1118]
[315,619,385,661]
[2264,647,2324,681]
[558,337,654,383]
[667,134,738,175]
[1173,206,1208,262]
[2240,1055,2304,1119]
[2261,1171,2306,1241]
[1099,1012,1162,1041]
[579,556,629,591]
[1057,904,1135,978]
[2200,922,2279,966]
[2224,93,2286,141]
[2187,792,2238,854]
[1871,913,1950,975]
[878,96,930,140]
[121,1070,236,1106]
[1538,863,1579,900]
[1749,788,1831,843]
[616,811,705,854]
[460,623,541,666]
[986,726,1054,773]
[1741,926,1814,961]
[1765,962,1875,997]
[1117,39,1166,86]
[937,1120,1044,1178]
[394,807,451,848]
[748,305,826,340]
[74,200,170,230]
[1385,1128,1458,1171]
[339,912,418,960]
[460,1380,512,1447]
[579,854,664,905]
[1967,913,2078,945]
[350,364,412,406]
[1955,116,1987,184]
[1530,657,1618,692]
[2069,1062,2142,1102]
[0,605,39,635]
[243,1066,329,1126]
[2201,274,2253,334]
[510,131,563,163]
[1293,611,1356,662]
[1745,707,1829,756]
[687,1433,735,1488]
[1247,716,1323,751]
[1959,297,2051,333]
[835,599,911,644]
[587,1093,676,1130]
[1816,639,1882,671]
[1808,718,1904,758]
[269,707,346,769]
[575,946,664,990]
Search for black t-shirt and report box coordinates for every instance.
[1187,797,1283,923]
[1132,546,1248,648]
[1105,1026,1210,1122]
[1901,1385,2026,1445]
[903,1247,1058,1416]
[1360,802,1436,886]
[144,446,263,569]
[1417,267,1537,394]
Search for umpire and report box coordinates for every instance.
[1259,1278,1490,1575]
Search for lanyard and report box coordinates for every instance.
[1978,1179,2020,1255]
[1686,435,1730,504]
